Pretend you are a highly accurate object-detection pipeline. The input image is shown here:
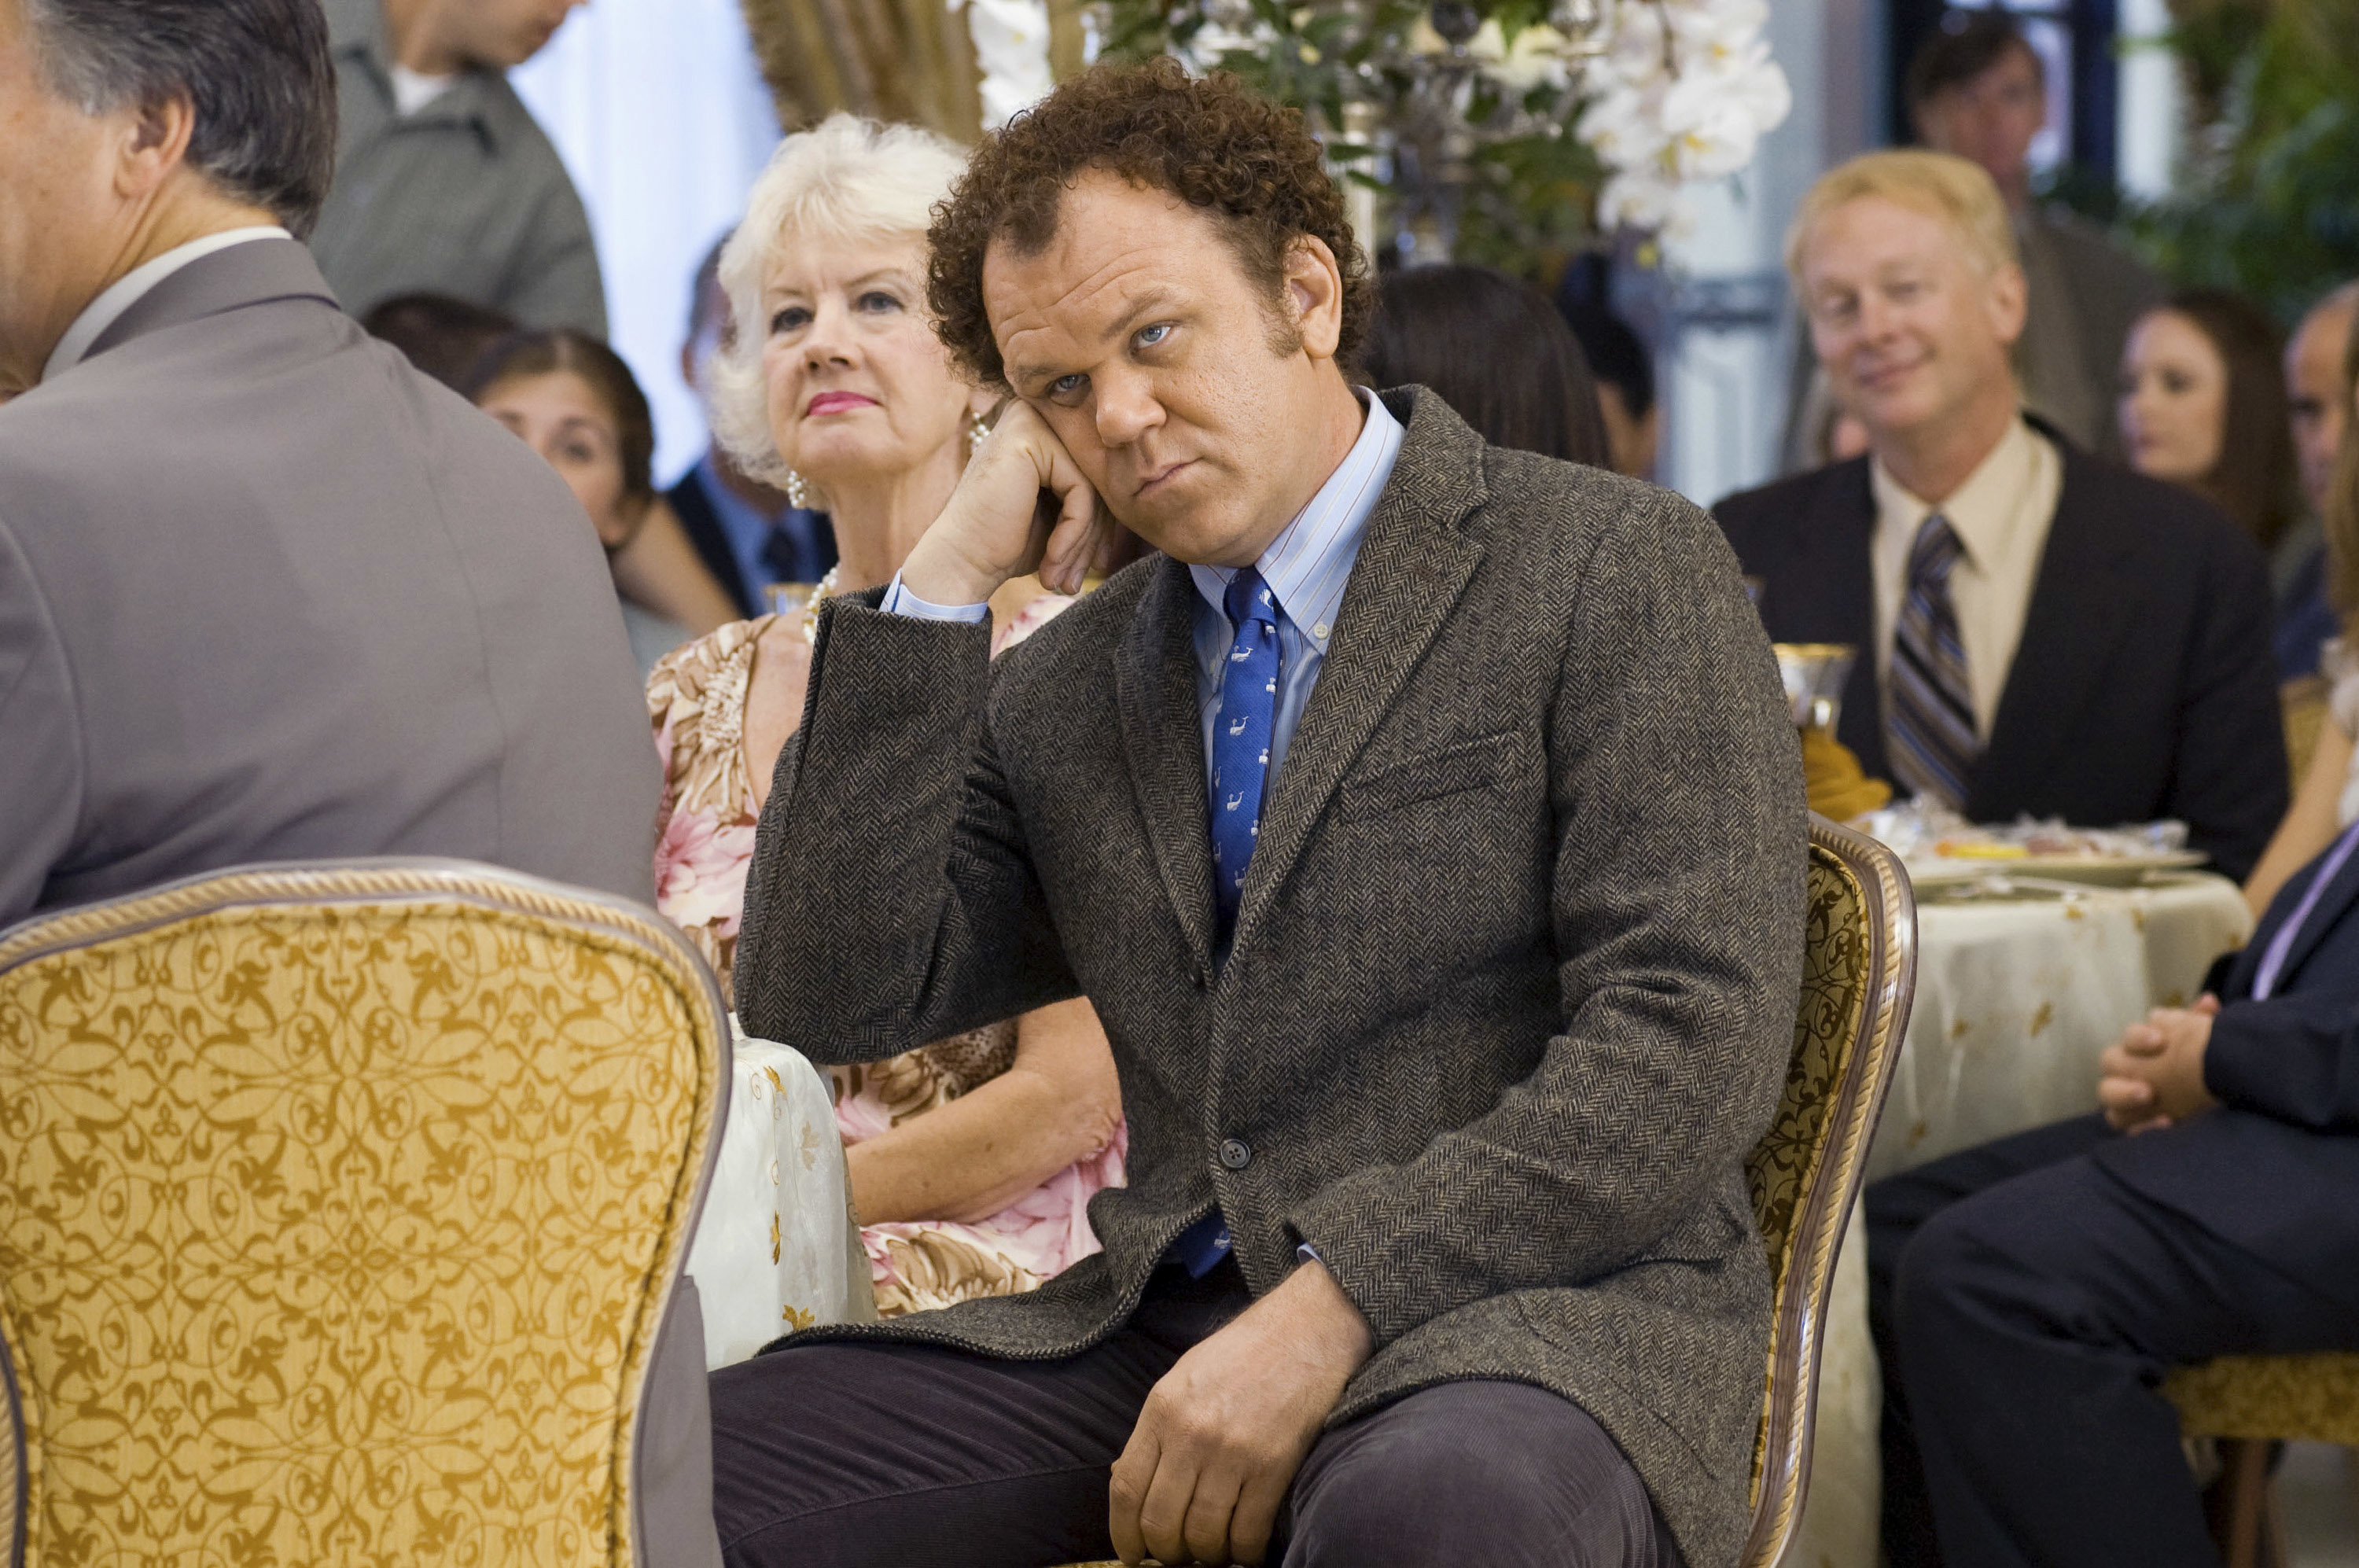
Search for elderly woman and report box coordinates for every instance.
[653,115,1124,1323]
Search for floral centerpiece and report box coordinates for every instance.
[1095,0,1790,274]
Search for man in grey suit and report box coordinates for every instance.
[0,7,719,1562]
[712,62,1805,1568]
[0,0,658,922]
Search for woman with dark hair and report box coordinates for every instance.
[1359,264,1611,468]
[2118,289,2301,552]
[462,328,737,671]
[2246,306,2359,915]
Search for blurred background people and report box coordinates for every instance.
[1718,150,2285,879]
[2246,304,2359,917]
[649,115,1123,1320]
[2117,289,2299,558]
[1360,263,1609,466]
[668,234,837,620]
[464,329,734,675]
[1552,263,1661,478]
[361,289,517,388]
[1906,8,2160,455]
[311,0,607,335]
[2277,282,2359,684]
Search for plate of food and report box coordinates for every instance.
[1853,805,2208,887]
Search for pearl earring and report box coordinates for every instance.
[783,469,808,509]
[968,408,991,455]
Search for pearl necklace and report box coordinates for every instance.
[798,565,845,646]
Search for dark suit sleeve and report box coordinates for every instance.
[1289,491,1808,1345]
[2205,988,2359,1132]
[2166,524,2288,882]
[0,519,82,925]
[731,595,1076,1059]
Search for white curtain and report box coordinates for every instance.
[512,0,782,485]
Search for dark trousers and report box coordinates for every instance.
[708,1259,1684,1567]
[1865,1113,2359,1568]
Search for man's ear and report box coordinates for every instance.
[1283,235,1346,363]
[1985,258,2030,349]
[114,93,197,204]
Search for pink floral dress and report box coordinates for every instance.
[649,602,1127,1316]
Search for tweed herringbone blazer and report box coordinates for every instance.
[736,388,1807,1567]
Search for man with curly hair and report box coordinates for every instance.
[716,58,1805,1568]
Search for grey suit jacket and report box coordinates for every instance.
[311,0,607,335]
[0,237,660,921]
[737,388,1806,1566]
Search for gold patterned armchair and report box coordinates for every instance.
[1056,814,1917,1568]
[0,859,728,1568]
[2166,1355,2359,1568]
[1739,813,1916,1566]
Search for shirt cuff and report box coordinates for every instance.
[881,570,989,624]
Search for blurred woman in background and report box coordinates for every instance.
[651,113,1123,1322]
[1360,263,1611,467]
[2118,289,2300,556]
[465,329,732,674]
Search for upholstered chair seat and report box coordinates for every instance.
[2166,1353,2359,1567]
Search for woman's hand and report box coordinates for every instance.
[900,400,1113,605]
[844,996,1122,1225]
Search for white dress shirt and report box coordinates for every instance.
[42,226,292,385]
[1869,417,2063,741]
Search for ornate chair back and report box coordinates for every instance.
[1739,814,1916,1568]
[0,860,727,1568]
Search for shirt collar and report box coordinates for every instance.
[1870,413,2043,569]
[42,227,291,385]
[1189,388,1404,651]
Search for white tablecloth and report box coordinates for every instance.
[686,1026,875,1369]
[1783,871,2254,1567]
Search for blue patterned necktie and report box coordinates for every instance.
[1209,566,1281,940]
[1887,513,1980,811]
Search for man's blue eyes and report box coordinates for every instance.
[1138,324,1172,346]
[1052,375,1086,395]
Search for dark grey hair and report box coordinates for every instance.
[24,0,337,239]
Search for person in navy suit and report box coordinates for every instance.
[1718,151,2285,880]
[1868,819,2359,1566]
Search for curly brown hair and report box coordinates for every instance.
[926,58,1375,389]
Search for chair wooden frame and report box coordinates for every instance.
[0,858,731,1568]
[1739,814,1916,1568]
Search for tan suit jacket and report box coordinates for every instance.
[0,237,657,926]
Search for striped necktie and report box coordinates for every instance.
[1887,513,1979,811]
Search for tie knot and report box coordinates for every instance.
[1224,567,1278,630]
[1909,513,1963,584]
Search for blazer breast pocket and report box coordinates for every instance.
[1337,729,1525,820]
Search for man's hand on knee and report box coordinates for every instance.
[1109,1259,1375,1566]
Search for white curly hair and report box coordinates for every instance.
[707,114,972,488]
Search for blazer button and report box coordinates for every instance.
[1219,1138,1253,1171]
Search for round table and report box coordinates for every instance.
[1787,870,2254,1567]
